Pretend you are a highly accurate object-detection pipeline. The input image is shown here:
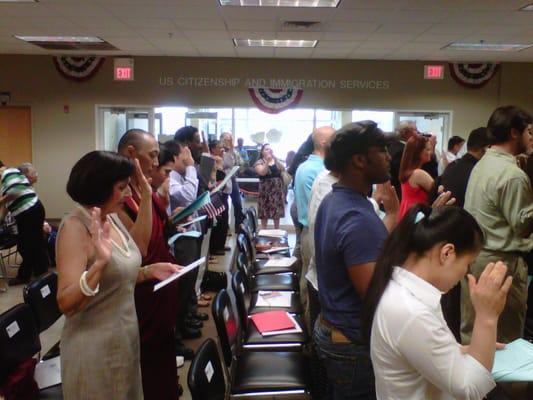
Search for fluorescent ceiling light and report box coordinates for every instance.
[233,38,318,47]
[220,0,340,7]
[519,3,533,11]
[443,42,533,52]
[15,35,104,43]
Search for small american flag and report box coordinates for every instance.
[201,202,219,219]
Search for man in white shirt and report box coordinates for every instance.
[164,140,198,213]
[439,135,465,175]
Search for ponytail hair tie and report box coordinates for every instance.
[414,211,425,224]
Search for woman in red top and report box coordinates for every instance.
[398,135,434,221]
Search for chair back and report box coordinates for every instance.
[0,304,41,384]
[231,271,249,329]
[23,272,61,333]
[236,232,254,266]
[188,339,225,400]
[212,289,239,367]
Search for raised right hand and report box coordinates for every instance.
[183,146,195,167]
[468,261,513,322]
[133,159,152,198]
[90,207,113,267]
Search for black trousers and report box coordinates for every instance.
[173,235,202,334]
[229,177,245,231]
[15,201,49,280]
[209,193,229,252]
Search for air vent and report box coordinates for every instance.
[283,21,322,29]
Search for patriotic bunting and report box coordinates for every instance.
[53,56,105,82]
[248,88,303,114]
[449,63,499,89]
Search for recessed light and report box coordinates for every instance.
[443,42,533,52]
[220,0,340,7]
[233,38,318,48]
[15,35,104,43]
[519,3,533,11]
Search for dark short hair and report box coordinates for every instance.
[487,106,532,144]
[326,120,387,173]
[0,160,4,168]
[208,139,220,151]
[466,127,489,151]
[174,126,198,143]
[67,151,134,206]
[447,135,465,151]
[161,140,183,157]
[117,129,150,153]
[158,143,175,166]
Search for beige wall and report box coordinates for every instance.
[0,55,531,217]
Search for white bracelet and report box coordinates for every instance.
[79,270,100,297]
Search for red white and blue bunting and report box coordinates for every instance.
[449,63,499,89]
[248,88,303,114]
[53,56,105,82]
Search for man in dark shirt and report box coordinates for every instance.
[431,127,488,341]
[314,121,399,400]
[432,127,489,208]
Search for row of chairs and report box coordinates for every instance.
[188,207,313,399]
[0,272,63,398]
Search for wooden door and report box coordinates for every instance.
[0,106,32,167]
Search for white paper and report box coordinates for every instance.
[258,229,287,238]
[211,166,240,193]
[153,257,206,292]
[223,307,230,321]
[6,321,20,338]
[264,257,297,268]
[261,246,292,254]
[260,313,303,337]
[236,177,260,183]
[177,215,207,229]
[167,230,202,246]
[255,291,292,308]
[205,361,214,383]
[34,356,61,389]
[40,285,51,298]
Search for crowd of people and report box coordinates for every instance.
[0,104,532,400]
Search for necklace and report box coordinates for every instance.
[106,215,131,258]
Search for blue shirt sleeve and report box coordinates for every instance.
[338,210,386,268]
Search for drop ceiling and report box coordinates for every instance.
[0,0,532,61]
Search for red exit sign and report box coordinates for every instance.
[113,58,134,81]
[424,65,444,80]
[115,67,133,80]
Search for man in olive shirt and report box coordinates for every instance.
[462,106,533,344]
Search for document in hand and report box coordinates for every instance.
[492,338,533,381]
[257,229,288,238]
[211,165,240,194]
[264,257,298,268]
[167,230,202,246]
[255,291,292,308]
[170,191,210,224]
[153,257,206,292]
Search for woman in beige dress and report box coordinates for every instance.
[56,151,181,400]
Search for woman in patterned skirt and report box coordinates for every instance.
[254,143,286,229]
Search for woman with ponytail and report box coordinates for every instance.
[364,205,512,400]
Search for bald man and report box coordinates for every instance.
[117,129,183,400]
[294,126,336,312]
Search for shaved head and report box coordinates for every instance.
[117,129,159,175]
[312,126,336,153]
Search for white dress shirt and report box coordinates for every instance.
[371,267,495,400]
[168,167,199,214]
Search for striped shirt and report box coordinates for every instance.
[1,168,38,217]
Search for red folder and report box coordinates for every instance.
[250,310,295,333]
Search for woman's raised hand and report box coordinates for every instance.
[90,207,113,267]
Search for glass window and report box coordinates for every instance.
[352,110,394,132]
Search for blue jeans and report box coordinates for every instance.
[313,317,376,400]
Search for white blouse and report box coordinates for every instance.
[371,267,495,400]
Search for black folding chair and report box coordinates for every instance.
[212,289,311,398]
[188,338,226,400]
[24,272,62,360]
[231,271,307,351]
[236,252,297,293]
[0,303,62,399]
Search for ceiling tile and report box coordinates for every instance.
[122,18,176,30]
[317,40,360,49]
[174,18,227,30]
[274,48,315,58]
[311,47,351,58]
[225,19,278,31]
[324,21,381,33]
[235,47,275,58]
